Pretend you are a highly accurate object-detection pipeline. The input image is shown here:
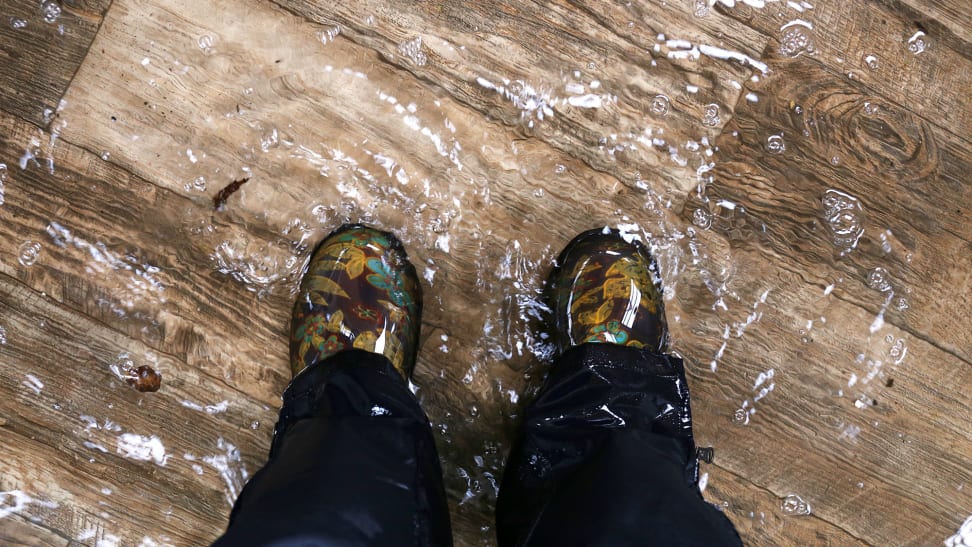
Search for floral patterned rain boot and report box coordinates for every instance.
[547,227,668,354]
[289,224,422,380]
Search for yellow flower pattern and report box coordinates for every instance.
[290,225,421,379]
[550,230,667,353]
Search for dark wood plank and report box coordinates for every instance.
[0,0,110,128]
[689,50,972,365]
[888,0,972,58]
[712,0,972,143]
[0,272,276,544]
[703,465,867,546]
[0,111,294,405]
[683,250,972,544]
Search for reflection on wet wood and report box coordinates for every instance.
[0,273,276,544]
[698,52,972,363]
[0,0,110,128]
[716,0,972,141]
[0,0,970,544]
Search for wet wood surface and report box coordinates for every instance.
[1,0,970,544]
[0,0,110,129]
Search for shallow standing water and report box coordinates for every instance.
[0,0,970,544]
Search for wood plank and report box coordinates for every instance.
[0,111,294,405]
[711,0,972,143]
[5,0,970,544]
[0,514,69,546]
[702,465,867,546]
[667,49,972,543]
[0,0,110,128]
[682,249,972,544]
[268,0,772,193]
[691,51,972,365]
[0,272,275,545]
[888,0,972,58]
[55,0,774,206]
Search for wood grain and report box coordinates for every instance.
[712,0,972,143]
[2,0,971,544]
[0,0,110,128]
[0,112,294,406]
[703,464,868,546]
[695,51,972,364]
[0,272,276,544]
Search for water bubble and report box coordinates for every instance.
[895,296,909,311]
[249,421,260,430]
[692,208,712,229]
[317,26,341,44]
[766,134,786,155]
[889,338,907,364]
[554,163,566,175]
[702,104,720,127]
[0,325,6,345]
[732,408,749,425]
[693,0,710,18]
[867,267,892,292]
[781,494,812,516]
[830,156,840,166]
[197,35,216,55]
[260,127,279,152]
[363,15,375,25]
[311,204,329,223]
[863,102,879,116]
[10,17,27,29]
[821,189,865,255]
[41,0,61,23]
[794,105,803,115]
[863,53,879,70]
[18,241,42,267]
[779,24,815,57]
[191,176,206,192]
[907,31,928,54]
[650,94,671,117]
[397,36,427,66]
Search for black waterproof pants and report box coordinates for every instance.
[214,345,741,546]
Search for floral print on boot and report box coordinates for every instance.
[547,227,668,354]
[289,224,422,379]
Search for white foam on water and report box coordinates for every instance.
[0,490,58,519]
[203,438,248,507]
[946,514,972,546]
[117,433,169,466]
[181,399,229,414]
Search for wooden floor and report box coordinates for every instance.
[1,0,970,544]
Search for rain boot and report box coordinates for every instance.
[215,224,452,547]
[496,227,742,547]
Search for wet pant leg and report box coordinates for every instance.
[496,343,741,547]
[214,349,453,547]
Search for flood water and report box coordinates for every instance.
[2,0,969,544]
